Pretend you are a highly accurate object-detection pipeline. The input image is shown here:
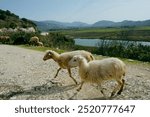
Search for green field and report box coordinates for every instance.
[51,26,150,42]
[19,45,65,53]
[18,45,150,65]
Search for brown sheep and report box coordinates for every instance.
[43,50,95,84]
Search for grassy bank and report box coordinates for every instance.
[74,40,150,62]
[53,26,150,42]
[18,45,65,53]
[18,45,150,66]
[19,40,150,62]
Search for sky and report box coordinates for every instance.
[0,0,150,24]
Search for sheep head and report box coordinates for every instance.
[69,55,85,67]
[43,50,54,61]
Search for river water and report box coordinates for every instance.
[74,38,150,47]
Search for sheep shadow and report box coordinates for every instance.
[22,81,78,97]
[0,80,78,100]
[0,84,25,100]
[25,83,76,95]
[0,80,122,100]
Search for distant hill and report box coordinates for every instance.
[1,9,150,31]
[34,20,90,31]
[92,20,150,27]
[92,20,115,27]
[0,9,36,29]
[35,19,150,31]
[34,20,65,31]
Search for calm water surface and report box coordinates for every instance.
[74,38,150,47]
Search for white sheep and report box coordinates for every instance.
[29,36,43,46]
[69,55,126,97]
[37,41,43,46]
[29,36,39,44]
[43,50,94,84]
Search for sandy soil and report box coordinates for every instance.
[0,45,150,100]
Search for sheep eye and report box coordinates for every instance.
[73,59,77,62]
[48,52,52,56]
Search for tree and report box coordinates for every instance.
[117,29,133,40]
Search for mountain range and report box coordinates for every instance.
[33,20,90,31]
[34,20,150,31]
[1,9,150,32]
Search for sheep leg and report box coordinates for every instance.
[54,68,61,78]
[67,68,78,85]
[111,79,123,97]
[117,79,125,95]
[97,84,105,97]
[77,81,84,91]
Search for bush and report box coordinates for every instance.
[6,32,37,45]
[41,32,75,49]
[94,39,150,62]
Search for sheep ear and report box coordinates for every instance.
[46,50,52,55]
[78,56,84,60]
[48,51,52,55]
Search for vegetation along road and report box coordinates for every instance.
[0,45,150,100]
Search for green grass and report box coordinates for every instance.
[18,45,65,53]
[53,27,150,41]
[68,26,150,32]
[135,26,150,30]
[56,27,123,33]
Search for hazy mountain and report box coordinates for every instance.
[92,20,150,27]
[70,21,90,27]
[34,19,150,31]
[34,20,90,31]
[92,20,115,27]
[34,20,65,31]
[1,9,150,31]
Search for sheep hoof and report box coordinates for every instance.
[117,91,122,95]
[110,92,115,97]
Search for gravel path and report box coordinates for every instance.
[0,44,150,100]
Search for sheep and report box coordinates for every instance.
[37,41,43,46]
[0,36,10,44]
[29,36,39,45]
[69,55,126,97]
[43,50,94,84]
[29,36,43,46]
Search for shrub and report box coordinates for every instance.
[7,32,37,45]
[41,32,75,49]
[94,39,150,62]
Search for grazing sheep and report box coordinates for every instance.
[37,41,43,46]
[69,55,126,97]
[0,36,10,44]
[29,36,39,44]
[29,36,43,46]
[43,50,94,84]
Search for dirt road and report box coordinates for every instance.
[0,45,150,100]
